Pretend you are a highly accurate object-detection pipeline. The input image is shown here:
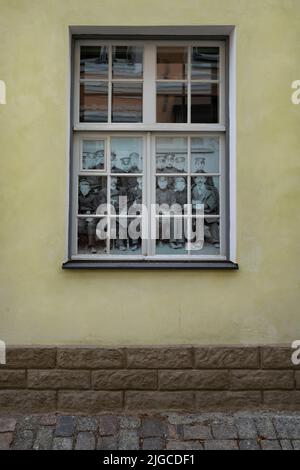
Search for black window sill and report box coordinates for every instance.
[62,260,239,270]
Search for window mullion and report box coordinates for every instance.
[143,44,156,124]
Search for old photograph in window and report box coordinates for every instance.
[111,137,143,173]
[78,176,107,215]
[77,216,108,255]
[156,137,187,173]
[109,217,142,254]
[191,175,219,216]
[82,140,105,171]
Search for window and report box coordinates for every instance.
[66,38,236,268]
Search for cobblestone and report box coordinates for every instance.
[0,411,300,450]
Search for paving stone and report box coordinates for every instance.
[99,415,118,435]
[167,423,180,439]
[293,440,300,450]
[0,433,13,450]
[142,418,166,437]
[274,416,300,439]
[55,415,76,437]
[211,422,238,439]
[12,429,34,450]
[239,439,260,450]
[119,430,140,450]
[255,417,277,439]
[39,415,57,426]
[0,417,16,432]
[167,440,203,450]
[52,437,73,450]
[143,437,165,450]
[280,439,293,450]
[119,415,141,429]
[204,440,239,450]
[77,416,98,432]
[17,415,41,430]
[97,435,118,450]
[183,424,212,440]
[75,432,96,450]
[260,440,281,450]
[33,426,53,450]
[235,418,258,439]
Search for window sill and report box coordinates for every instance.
[62,260,239,270]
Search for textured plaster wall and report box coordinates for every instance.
[0,0,299,345]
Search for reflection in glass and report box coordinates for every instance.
[112,83,143,122]
[80,46,108,79]
[191,47,219,80]
[156,137,187,173]
[80,82,108,122]
[82,140,105,170]
[78,176,107,215]
[77,217,108,255]
[111,137,143,173]
[156,82,187,123]
[112,46,143,79]
[191,83,218,123]
[157,46,187,80]
[191,176,219,216]
[191,137,219,173]
[109,217,142,254]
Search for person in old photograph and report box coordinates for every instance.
[83,150,104,170]
[156,154,166,173]
[175,155,186,173]
[119,155,132,173]
[78,179,98,254]
[110,177,127,251]
[164,153,177,173]
[156,176,177,249]
[193,156,206,173]
[172,176,187,249]
[129,152,141,173]
[129,177,143,251]
[192,175,220,247]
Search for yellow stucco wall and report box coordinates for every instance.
[0,0,299,346]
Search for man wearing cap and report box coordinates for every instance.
[164,153,178,173]
[175,155,186,173]
[156,154,166,173]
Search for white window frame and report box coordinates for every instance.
[67,34,236,265]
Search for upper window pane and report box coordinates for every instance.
[191,47,219,80]
[80,46,108,79]
[157,47,187,80]
[80,82,108,123]
[111,137,143,173]
[191,83,218,123]
[156,82,187,123]
[82,140,105,170]
[112,82,143,122]
[112,46,143,79]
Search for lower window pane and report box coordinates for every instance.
[111,176,143,215]
[110,217,142,254]
[77,217,108,255]
[78,176,107,215]
[190,218,220,254]
[156,176,187,213]
[156,217,188,255]
[112,82,143,122]
[156,82,187,123]
[191,83,218,123]
[80,82,108,122]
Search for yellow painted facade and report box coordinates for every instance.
[0,0,299,346]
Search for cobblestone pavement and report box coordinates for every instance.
[0,411,300,450]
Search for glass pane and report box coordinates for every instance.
[191,176,219,215]
[110,176,142,215]
[112,82,143,122]
[191,137,219,173]
[191,83,218,123]
[156,176,187,215]
[111,137,143,173]
[157,82,187,123]
[190,218,220,254]
[156,137,187,173]
[80,82,108,122]
[191,47,219,80]
[80,46,108,79]
[110,217,142,254]
[112,46,143,79]
[78,176,107,215]
[82,140,105,170]
[157,47,187,79]
[156,217,188,254]
[77,217,108,255]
